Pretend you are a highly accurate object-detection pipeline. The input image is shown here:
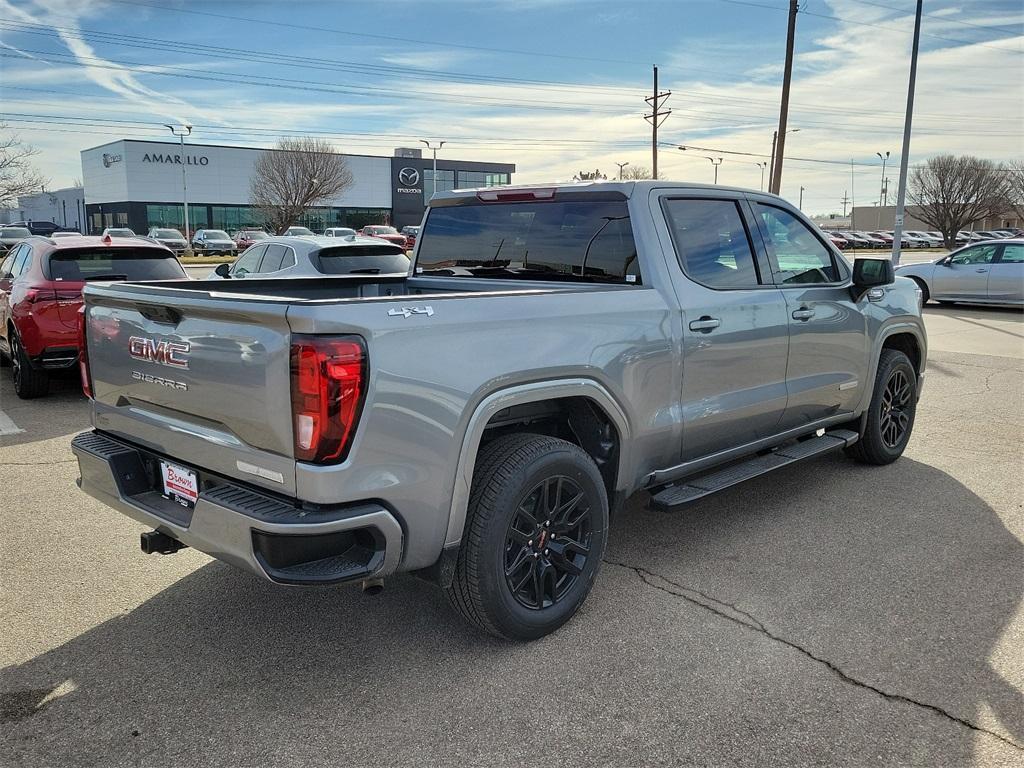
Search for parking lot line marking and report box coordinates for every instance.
[0,409,25,436]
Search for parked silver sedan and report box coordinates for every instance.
[209,235,410,279]
[895,238,1023,306]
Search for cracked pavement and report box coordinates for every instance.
[1,305,1022,767]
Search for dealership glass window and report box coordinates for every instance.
[459,171,510,187]
[423,169,456,203]
[115,212,129,226]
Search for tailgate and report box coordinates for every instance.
[84,287,297,495]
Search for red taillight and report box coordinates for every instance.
[290,335,366,464]
[77,305,92,398]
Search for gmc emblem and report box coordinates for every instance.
[128,336,191,369]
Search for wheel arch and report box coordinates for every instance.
[442,379,631,551]
[855,321,927,415]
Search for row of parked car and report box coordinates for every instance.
[822,228,1023,250]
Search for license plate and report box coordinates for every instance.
[160,461,199,508]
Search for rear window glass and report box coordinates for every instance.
[2,228,31,238]
[48,248,186,281]
[415,199,640,284]
[317,246,410,275]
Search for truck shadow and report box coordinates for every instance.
[1,456,1021,765]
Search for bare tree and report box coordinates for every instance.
[250,137,354,234]
[0,124,47,207]
[908,155,1011,249]
[1006,159,1024,224]
[573,169,607,181]
[621,165,653,180]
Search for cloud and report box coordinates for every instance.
[380,49,477,70]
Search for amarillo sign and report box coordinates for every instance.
[143,153,210,166]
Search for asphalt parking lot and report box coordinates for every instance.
[1,304,1022,767]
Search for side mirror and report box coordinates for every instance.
[214,263,232,278]
[851,257,894,300]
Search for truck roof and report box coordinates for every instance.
[432,179,760,202]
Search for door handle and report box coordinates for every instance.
[975,268,988,273]
[791,308,816,320]
[688,316,720,332]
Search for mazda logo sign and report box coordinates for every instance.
[398,167,420,186]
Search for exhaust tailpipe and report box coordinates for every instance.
[361,577,384,596]
[140,530,187,555]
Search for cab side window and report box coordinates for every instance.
[662,198,761,289]
[258,244,288,273]
[756,203,841,285]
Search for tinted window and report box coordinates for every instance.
[48,248,186,281]
[999,244,1024,263]
[416,199,640,284]
[233,245,267,275]
[258,244,289,273]
[206,230,230,240]
[1,228,31,238]
[756,204,840,284]
[12,247,30,277]
[951,245,997,265]
[317,245,409,274]
[663,198,760,289]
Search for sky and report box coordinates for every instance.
[0,0,1022,215]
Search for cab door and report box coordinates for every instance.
[932,243,998,300]
[659,193,791,461]
[749,199,868,429]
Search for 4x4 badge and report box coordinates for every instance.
[388,306,434,318]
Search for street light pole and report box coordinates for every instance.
[769,128,799,194]
[420,139,446,196]
[708,157,723,184]
[876,151,890,207]
[615,161,630,180]
[754,162,767,191]
[799,186,805,210]
[165,124,192,244]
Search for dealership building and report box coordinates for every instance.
[80,140,515,235]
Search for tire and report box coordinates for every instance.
[445,433,609,641]
[909,277,929,304]
[11,331,49,399]
[845,349,916,465]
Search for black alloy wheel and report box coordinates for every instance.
[880,368,913,449]
[503,476,593,610]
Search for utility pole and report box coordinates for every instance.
[770,0,798,194]
[840,191,850,217]
[799,186,805,210]
[644,65,671,180]
[850,159,856,228]
[892,0,923,266]
[420,139,446,196]
[615,161,630,180]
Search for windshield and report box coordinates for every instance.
[416,198,640,284]
[153,229,184,238]
[328,228,355,236]
[1,228,31,238]
[288,227,314,236]
[48,247,186,281]
[106,229,135,237]
[366,226,398,235]
[206,230,231,239]
[241,231,268,239]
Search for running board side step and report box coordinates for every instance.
[649,429,859,511]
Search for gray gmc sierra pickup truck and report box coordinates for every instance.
[72,181,926,640]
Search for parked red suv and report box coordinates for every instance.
[0,234,186,398]
[359,225,407,247]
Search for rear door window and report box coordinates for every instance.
[662,199,761,289]
[998,244,1023,263]
[12,247,30,278]
[416,198,640,283]
[258,244,288,273]
[48,248,186,281]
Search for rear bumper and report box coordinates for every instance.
[72,430,404,585]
